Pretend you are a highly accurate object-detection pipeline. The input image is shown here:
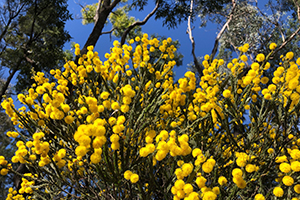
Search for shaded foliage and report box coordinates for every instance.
[0,0,72,95]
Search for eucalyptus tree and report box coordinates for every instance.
[187,0,300,76]
[0,0,72,99]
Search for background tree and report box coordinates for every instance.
[0,0,72,101]
[75,0,236,54]
[187,0,300,77]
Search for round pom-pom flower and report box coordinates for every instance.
[202,160,214,173]
[124,170,132,180]
[223,89,231,98]
[0,168,8,176]
[202,191,217,200]
[273,187,284,197]
[183,183,193,194]
[291,161,300,172]
[240,55,248,62]
[269,43,277,50]
[218,176,227,186]
[256,53,265,62]
[174,179,185,190]
[282,175,294,186]
[294,184,300,194]
[286,52,294,60]
[279,162,291,173]
[254,194,265,200]
[130,174,139,183]
[232,168,243,177]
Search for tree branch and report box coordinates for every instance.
[187,0,202,76]
[272,26,300,56]
[0,1,42,103]
[101,27,116,35]
[29,0,38,42]
[0,59,22,103]
[0,3,25,42]
[94,0,103,23]
[210,0,237,60]
[271,1,300,57]
[80,0,121,56]
[292,0,300,22]
[120,2,159,46]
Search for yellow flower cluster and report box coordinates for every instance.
[2,36,300,199]
[4,173,36,200]
[6,187,29,200]
[124,170,139,183]
[172,179,199,200]
[18,176,35,194]
[0,156,9,176]
[232,168,246,189]
[6,131,19,138]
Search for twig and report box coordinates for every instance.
[210,0,237,60]
[271,1,300,56]
[120,2,159,46]
[187,0,202,76]
[255,0,285,42]
[0,3,25,42]
[272,26,300,56]
[101,27,115,35]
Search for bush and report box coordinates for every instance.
[1,35,300,200]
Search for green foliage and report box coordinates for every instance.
[81,3,98,25]
[187,0,300,80]
[81,2,142,40]
[0,0,71,196]
[108,5,142,39]
[0,0,72,93]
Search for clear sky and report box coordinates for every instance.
[65,0,219,81]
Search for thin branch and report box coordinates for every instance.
[120,2,159,46]
[25,56,38,66]
[108,0,121,11]
[255,0,285,42]
[272,26,300,56]
[78,2,94,22]
[293,0,300,22]
[101,27,115,35]
[0,3,25,42]
[187,0,202,76]
[271,1,300,56]
[0,43,7,57]
[210,0,237,61]
[29,0,38,42]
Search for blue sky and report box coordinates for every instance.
[6,0,218,110]
[65,0,219,81]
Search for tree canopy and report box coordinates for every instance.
[0,0,72,99]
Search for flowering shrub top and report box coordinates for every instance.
[1,35,300,200]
